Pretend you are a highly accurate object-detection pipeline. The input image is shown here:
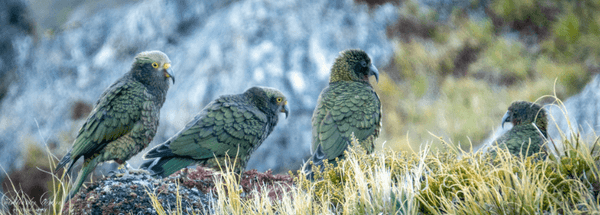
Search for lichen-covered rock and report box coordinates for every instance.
[64,166,294,214]
[64,169,214,215]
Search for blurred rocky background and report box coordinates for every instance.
[2,0,600,208]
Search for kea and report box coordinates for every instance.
[491,101,548,158]
[304,49,381,175]
[140,86,289,177]
[55,50,175,200]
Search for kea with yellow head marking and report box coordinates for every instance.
[55,50,175,200]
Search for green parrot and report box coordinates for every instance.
[304,49,381,174]
[140,86,289,177]
[55,50,175,200]
[491,101,548,158]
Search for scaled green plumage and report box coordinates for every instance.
[491,101,548,158]
[55,50,175,200]
[140,86,289,177]
[305,49,381,174]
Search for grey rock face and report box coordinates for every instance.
[0,0,36,184]
[0,0,397,177]
[545,74,600,154]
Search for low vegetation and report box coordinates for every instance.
[2,106,599,214]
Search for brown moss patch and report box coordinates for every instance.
[71,101,92,120]
[176,166,294,201]
[387,16,438,42]
[355,0,400,8]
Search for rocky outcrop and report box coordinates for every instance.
[65,170,213,215]
[64,166,293,214]
[545,74,600,154]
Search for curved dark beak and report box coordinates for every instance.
[281,101,289,119]
[369,64,379,83]
[501,111,510,128]
[166,68,175,84]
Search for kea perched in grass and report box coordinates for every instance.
[491,101,548,158]
[304,49,381,175]
[55,51,175,200]
[140,86,289,177]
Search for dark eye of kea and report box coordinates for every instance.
[361,61,367,67]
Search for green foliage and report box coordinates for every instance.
[554,12,580,44]
[541,1,600,63]
[472,38,530,81]
[456,18,494,48]
[535,56,587,95]
[492,0,553,30]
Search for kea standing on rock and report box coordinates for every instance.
[55,51,175,200]
[140,86,289,177]
[304,49,381,174]
[491,101,548,158]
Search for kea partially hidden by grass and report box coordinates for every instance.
[304,49,381,175]
[491,101,548,158]
[55,51,175,200]
[140,86,289,177]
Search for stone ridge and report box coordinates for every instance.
[64,166,294,214]
[64,169,213,215]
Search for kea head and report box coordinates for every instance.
[329,49,379,84]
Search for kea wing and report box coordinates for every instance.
[311,82,381,160]
[70,81,145,160]
[494,125,545,157]
[168,98,268,160]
